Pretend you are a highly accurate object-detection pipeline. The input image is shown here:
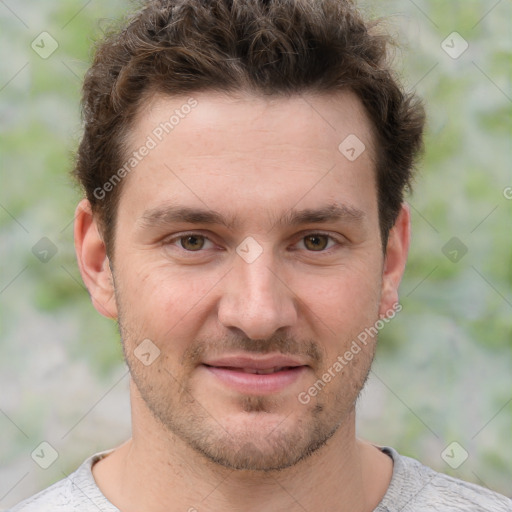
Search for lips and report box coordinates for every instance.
[204,365,295,375]
[202,354,307,371]
[201,354,309,394]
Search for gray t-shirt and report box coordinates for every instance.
[7,446,512,511]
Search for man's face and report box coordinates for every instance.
[106,91,399,470]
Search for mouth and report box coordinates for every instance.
[200,355,309,394]
[203,365,299,375]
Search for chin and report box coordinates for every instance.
[185,407,340,472]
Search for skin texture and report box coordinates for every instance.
[74,90,410,512]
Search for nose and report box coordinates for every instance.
[217,249,298,340]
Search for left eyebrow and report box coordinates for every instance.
[136,202,365,232]
[273,203,365,228]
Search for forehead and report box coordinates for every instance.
[118,90,378,225]
[128,89,376,161]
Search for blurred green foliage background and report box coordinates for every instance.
[0,0,510,507]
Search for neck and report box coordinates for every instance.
[92,388,392,512]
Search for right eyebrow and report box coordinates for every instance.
[137,205,239,231]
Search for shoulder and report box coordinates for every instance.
[7,478,73,512]
[7,451,118,512]
[376,446,512,512]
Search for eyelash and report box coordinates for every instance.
[162,231,344,255]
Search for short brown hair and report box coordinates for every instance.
[74,0,425,258]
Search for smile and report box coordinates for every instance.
[207,365,296,375]
[201,364,308,394]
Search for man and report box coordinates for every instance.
[9,0,511,510]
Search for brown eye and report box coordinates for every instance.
[180,235,205,251]
[303,234,329,251]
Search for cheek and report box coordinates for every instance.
[121,256,207,307]
[117,259,220,346]
[296,262,381,333]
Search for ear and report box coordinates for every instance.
[74,199,118,319]
[379,203,410,318]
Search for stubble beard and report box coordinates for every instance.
[116,294,376,472]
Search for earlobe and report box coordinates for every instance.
[379,203,410,318]
[74,199,118,319]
